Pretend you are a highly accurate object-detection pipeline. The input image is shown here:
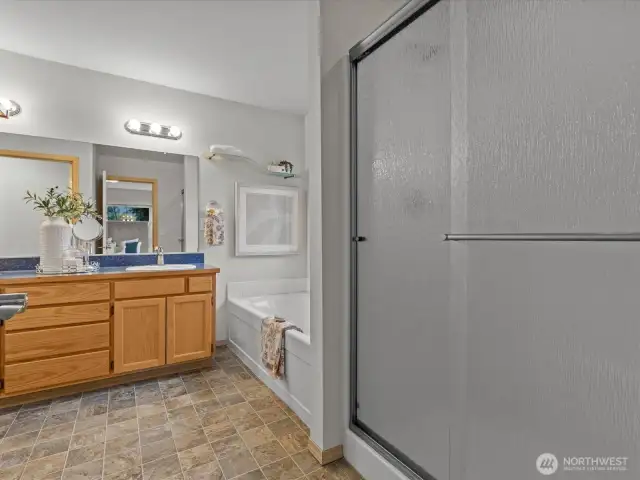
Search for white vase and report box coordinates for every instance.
[39,217,72,273]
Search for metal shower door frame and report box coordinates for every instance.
[348,1,443,479]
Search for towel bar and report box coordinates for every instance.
[444,233,640,242]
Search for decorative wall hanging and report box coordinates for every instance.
[205,201,224,246]
[235,184,299,256]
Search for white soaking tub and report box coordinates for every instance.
[227,279,312,425]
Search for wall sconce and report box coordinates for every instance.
[125,119,182,140]
[0,99,21,119]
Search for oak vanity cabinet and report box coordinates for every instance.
[113,277,215,374]
[113,297,167,374]
[0,268,218,399]
[167,294,212,364]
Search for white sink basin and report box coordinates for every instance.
[125,264,197,272]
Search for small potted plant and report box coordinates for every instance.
[24,187,100,273]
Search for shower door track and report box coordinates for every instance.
[349,1,443,480]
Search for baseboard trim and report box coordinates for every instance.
[0,358,212,409]
[309,440,344,465]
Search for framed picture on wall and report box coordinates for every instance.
[235,183,300,256]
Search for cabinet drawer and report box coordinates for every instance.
[3,282,110,306]
[114,277,184,299]
[188,276,213,293]
[4,350,110,394]
[6,303,110,332]
[5,323,110,363]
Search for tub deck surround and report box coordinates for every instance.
[0,264,219,404]
[227,279,312,429]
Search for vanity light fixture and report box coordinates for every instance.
[124,119,182,140]
[0,98,21,119]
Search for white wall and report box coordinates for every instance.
[0,49,304,162]
[96,147,184,252]
[0,132,95,199]
[199,158,307,342]
[320,0,406,75]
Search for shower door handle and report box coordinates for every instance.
[352,236,367,242]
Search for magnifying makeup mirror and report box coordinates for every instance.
[73,218,104,253]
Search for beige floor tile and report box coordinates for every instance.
[141,438,176,464]
[203,421,237,443]
[102,465,142,480]
[164,395,191,412]
[136,403,165,419]
[65,442,105,469]
[261,457,304,480]
[232,413,264,433]
[218,449,258,479]
[70,425,106,449]
[38,422,75,443]
[250,439,288,466]
[257,407,287,424]
[173,428,208,452]
[0,463,25,480]
[210,434,246,459]
[30,436,71,461]
[266,418,299,437]
[106,432,140,457]
[141,454,182,480]
[140,424,173,447]
[183,461,224,480]
[0,446,32,469]
[248,397,276,412]
[108,407,137,425]
[21,451,67,480]
[178,443,216,471]
[138,413,168,431]
[276,429,308,455]
[73,415,106,434]
[103,448,141,478]
[291,449,321,474]
[233,470,265,480]
[0,430,39,454]
[61,458,103,480]
[240,426,275,449]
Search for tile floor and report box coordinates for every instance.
[0,346,362,480]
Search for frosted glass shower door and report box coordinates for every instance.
[354,1,451,478]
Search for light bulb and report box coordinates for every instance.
[127,119,141,131]
[169,126,181,137]
[150,123,162,135]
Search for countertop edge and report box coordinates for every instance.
[0,264,220,285]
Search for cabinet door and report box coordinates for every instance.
[166,294,212,364]
[113,297,166,374]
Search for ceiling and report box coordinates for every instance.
[0,0,310,113]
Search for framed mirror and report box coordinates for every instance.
[103,175,158,253]
[0,150,78,257]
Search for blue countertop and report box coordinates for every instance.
[0,264,219,282]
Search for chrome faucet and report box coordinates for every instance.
[154,246,164,265]
[0,293,28,325]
